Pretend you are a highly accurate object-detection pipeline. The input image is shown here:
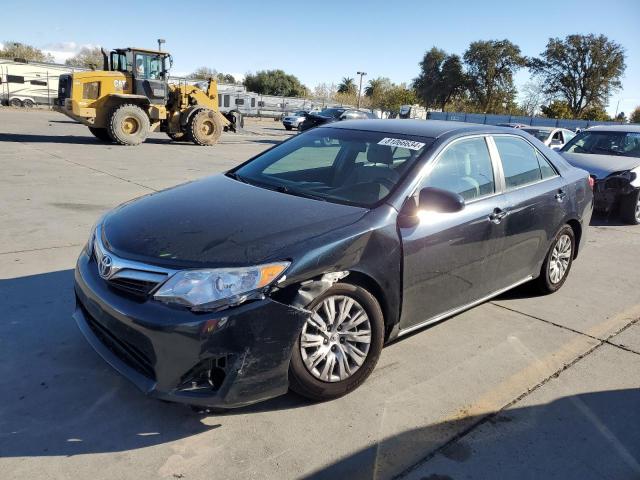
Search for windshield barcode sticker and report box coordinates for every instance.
[377,138,426,150]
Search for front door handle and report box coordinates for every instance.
[489,208,509,224]
[555,189,567,202]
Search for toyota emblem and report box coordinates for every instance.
[98,255,113,279]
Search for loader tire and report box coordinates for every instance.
[88,127,113,142]
[187,109,223,146]
[108,104,150,146]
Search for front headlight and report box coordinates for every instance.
[153,262,290,311]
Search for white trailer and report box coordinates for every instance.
[0,59,86,107]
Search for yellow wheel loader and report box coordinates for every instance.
[54,47,241,146]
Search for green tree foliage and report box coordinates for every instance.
[337,77,356,95]
[464,39,526,113]
[580,104,610,121]
[243,69,307,97]
[0,41,54,62]
[540,101,574,119]
[379,84,417,114]
[630,107,640,124]
[530,34,625,117]
[188,67,236,84]
[65,47,103,69]
[413,47,466,111]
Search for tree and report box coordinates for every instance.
[615,112,627,123]
[540,101,573,119]
[243,69,307,97]
[337,77,356,95]
[189,66,217,80]
[530,34,626,117]
[379,84,417,114]
[65,46,103,69]
[413,47,466,111]
[580,104,610,121]
[631,107,640,124]
[519,79,555,116]
[0,41,54,62]
[364,77,391,98]
[464,39,526,113]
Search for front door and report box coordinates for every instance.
[133,52,167,105]
[490,135,567,286]
[399,135,507,331]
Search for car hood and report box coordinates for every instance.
[102,175,367,267]
[559,152,640,179]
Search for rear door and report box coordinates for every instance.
[490,135,566,287]
[399,135,508,330]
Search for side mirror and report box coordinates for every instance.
[418,187,465,213]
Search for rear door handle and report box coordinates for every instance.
[555,189,567,202]
[489,208,509,224]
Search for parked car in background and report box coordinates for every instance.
[496,123,528,129]
[560,125,640,224]
[282,110,309,130]
[522,127,576,150]
[73,120,592,409]
[299,107,376,131]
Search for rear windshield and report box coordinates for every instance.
[561,131,640,158]
[230,128,433,207]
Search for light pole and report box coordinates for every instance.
[356,71,367,109]
[157,38,166,52]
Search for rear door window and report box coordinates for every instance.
[493,136,543,189]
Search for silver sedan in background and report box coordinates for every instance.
[522,127,576,150]
[282,110,309,130]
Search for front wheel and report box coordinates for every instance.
[620,189,640,225]
[284,125,292,131]
[536,225,575,294]
[108,104,150,146]
[289,283,384,401]
[187,109,223,146]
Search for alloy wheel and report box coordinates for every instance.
[549,234,572,284]
[300,295,372,382]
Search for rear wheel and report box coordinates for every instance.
[536,225,575,294]
[88,127,113,142]
[22,98,34,108]
[289,283,384,401]
[9,98,22,107]
[620,189,640,225]
[108,104,150,146]
[187,109,223,146]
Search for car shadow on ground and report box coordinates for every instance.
[589,212,630,227]
[0,269,310,458]
[305,388,640,479]
[0,132,189,146]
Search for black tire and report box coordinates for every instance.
[620,189,640,225]
[167,131,186,142]
[107,104,150,146]
[9,98,22,108]
[536,225,575,294]
[284,125,292,131]
[187,109,223,146]
[88,127,113,142]
[22,98,34,108]
[289,282,384,402]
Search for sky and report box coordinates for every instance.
[3,0,639,116]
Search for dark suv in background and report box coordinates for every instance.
[299,108,377,131]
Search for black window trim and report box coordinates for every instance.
[488,134,560,193]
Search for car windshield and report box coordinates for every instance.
[317,108,346,119]
[561,131,640,158]
[523,128,552,141]
[293,111,306,116]
[229,128,433,207]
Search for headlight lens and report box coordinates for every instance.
[153,262,289,311]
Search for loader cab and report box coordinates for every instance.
[109,48,172,105]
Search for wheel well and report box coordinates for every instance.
[566,219,582,259]
[343,271,395,340]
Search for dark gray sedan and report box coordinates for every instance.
[73,120,592,408]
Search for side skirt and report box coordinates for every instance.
[397,275,534,337]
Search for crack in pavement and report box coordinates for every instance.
[394,314,640,479]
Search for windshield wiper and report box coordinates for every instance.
[276,185,327,202]
[226,171,249,183]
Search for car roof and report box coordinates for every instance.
[587,124,640,132]
[321,119,516,138]
[522,126,555,131]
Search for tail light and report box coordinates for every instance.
[588,176,595,190]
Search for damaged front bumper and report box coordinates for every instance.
[593,173,639,213]
[73,251,310,409]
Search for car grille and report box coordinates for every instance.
[107,275,164,297]
[80,302,156,380]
